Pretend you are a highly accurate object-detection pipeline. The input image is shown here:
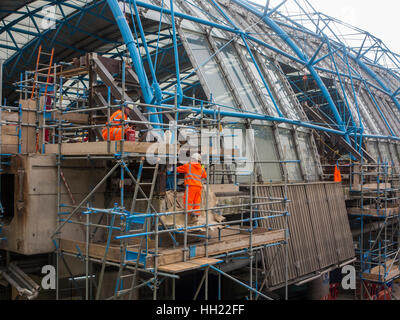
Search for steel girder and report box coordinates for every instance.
[2,0,400,143]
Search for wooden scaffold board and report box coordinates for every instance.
[59,228,285,270]
[158,258,222,273]
[362,260,400,283]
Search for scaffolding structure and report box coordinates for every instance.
[3,0,397,300]
[8,55,293,300]
[349,161,400,300]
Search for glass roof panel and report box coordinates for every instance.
[0,0,96,61]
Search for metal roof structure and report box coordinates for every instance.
[1,0,400,166]
[2,1,399,300]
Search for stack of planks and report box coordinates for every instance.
[362,259,400,282]
[1,99,37,154]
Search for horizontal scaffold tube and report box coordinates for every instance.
[176,105,346,136]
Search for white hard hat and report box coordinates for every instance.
[191,153,202,162]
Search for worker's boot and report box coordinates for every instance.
[189,214,199,225]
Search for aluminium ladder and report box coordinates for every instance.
[112,158,160,299]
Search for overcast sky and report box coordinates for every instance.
[252,0,400,54]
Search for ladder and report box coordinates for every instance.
[112,158,160,300]
[31,45,55,100]
[31,45,55,152]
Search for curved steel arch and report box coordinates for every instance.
[267,1,400,113]
[2,0,121,100]
[232,0,400,141]
[2,0,400,142]
[2,1,114,68]
[232,0,349,137]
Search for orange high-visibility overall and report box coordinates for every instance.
[177,162,207,216]
[102,110,128,141]
[334,164,342,182]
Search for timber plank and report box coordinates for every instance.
[362,260,400,282]
[352,183,392,191]
[20,99,37,153]
[56,113,89,124]
[158,258,222,273]
[45,141,238,157]
[2,125,18,135]
[148,228,285,268]
[209,184,239,194]
[1,145,18,154]
[2,134,18,145]
[347,205,399,217]
[59,67,88,78]
[1,111,18,122]
[45,141,174,155]
[325,183,355,261]
[60,229,285,269]
[59,238,151,266]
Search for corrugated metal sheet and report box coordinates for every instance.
[305,184,338,268]
[258,185,298,284]
[256,182,354,288]
[324,183,355,261]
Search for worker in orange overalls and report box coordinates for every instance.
[177,153,207,224]
[334,162,342,183]
[102,109,129,141]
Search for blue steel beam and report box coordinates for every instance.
[169,0,183,106]
[4,0,108,70]
[354,55,400,112]
[122,0,347,133]
[207,0,284,117]
[106,0,160,126]
[12,11,118,46]
[180,102,400,142]
[272,13,400,99]
[324,37,357,132]
[270,2,400,114]
[129,0,305,65]
[232,0,349,139]
[129,0,162,106]
[3,0,399,144]
[265,0,288,17]
[0,1,59,36]
[362,80,395,136]
[0,0,114,53]
[343,47,364,152]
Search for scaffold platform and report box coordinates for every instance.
[59,228,285,272]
